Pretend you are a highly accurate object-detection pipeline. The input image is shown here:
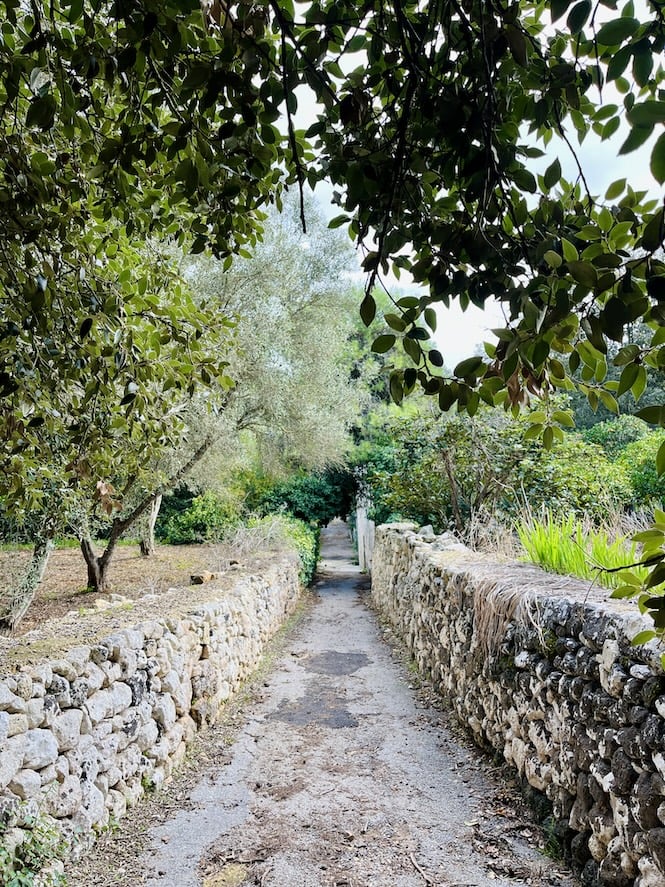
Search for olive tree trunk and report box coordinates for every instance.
[0,537,54,635]
[139,493,162,557]
[79,436,214,593]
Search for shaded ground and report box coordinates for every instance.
[66,521,577,887]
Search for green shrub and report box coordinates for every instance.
[242,514,320,585]
[617,432,665,507]
[252,471,353,526]
[0,806,67,887]
[156,490,241,544]
[517,511,645,589]
[357,414,631,533]
[510,435,631,521]
[582,415,649,458]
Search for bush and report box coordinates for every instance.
[512,435,632,521]
[233,514,320,585]
[252,471,353,526]
[617,432,665,507]
[582,415,649,458]
[156,489,241,544]
[357,414,631,534]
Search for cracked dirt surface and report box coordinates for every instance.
[66,521,577,887]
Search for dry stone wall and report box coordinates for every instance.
[0,559,300,873]
[372,524,665,887]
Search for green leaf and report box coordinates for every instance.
[610,585,640,600]
[506,26,528,66]
[424,307,437,332]
[360,294,376,326]
[636,405,665,426]
[454,356,484,378]
[561,238,578,262]
[512,167,537,193]
[544,250,562,268]
[598,390,619,414]
[607,45,633,81]
[618,363,639,396]
[552,409,574,427]
[619,124,654,155]
[543,158,562,189]
[567,260,597,287]
[328,215,350,229]
[633,45,654,87]
[567,0,591,34]
[632,365,648,402]
[371,334,396,354]
[26,95,56,130]
[647,562,665,589]
[642,210,664,253]
[596,17,640,45]
[550,0,572,22]
[632,630,657,646]
[389,372,404,405]
[650,132,665,185]
[657,440,665,477]
[384,313,407,332]
[627,101,665,126]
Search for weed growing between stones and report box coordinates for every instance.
[0,801,68,886]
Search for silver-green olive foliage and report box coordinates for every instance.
[2,0,665,631]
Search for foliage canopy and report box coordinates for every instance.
[3,0,665,634]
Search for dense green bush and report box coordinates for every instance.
[512,436,631,521]
[617,433,665,507]
[156,489,241,544]
[582,415,649,459]
[251,470,353,526]
[357,413,632,534]
[352,413,631,535]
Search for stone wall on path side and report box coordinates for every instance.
[0,556,301,880]
[371,523,665,887]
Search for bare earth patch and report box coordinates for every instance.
[0,542,296,673]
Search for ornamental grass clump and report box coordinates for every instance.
[517,511,646,590]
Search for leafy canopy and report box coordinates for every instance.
[3,0,665,632]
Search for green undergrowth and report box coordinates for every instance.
[231,515,320,586]
[517,511,645,590]
[0,805,68,887]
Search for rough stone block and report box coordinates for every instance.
[23,728,59,769]
[8,769,42,800]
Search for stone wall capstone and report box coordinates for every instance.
[0,557,301,876]
[371,523,665,887]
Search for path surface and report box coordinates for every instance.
[136,522,575,887]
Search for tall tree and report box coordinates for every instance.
[0,239,234,628]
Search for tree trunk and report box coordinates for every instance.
[139,493,162,557]
[0,537,54,635]
[80,437,215,591]
[442,450,464,535]
[80,534,117,595]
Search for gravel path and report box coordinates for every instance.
[67,521,577,887]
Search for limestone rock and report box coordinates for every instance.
[23,728,59,769]
[8,769,41,800]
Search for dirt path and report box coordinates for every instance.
[69,521,576,887]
